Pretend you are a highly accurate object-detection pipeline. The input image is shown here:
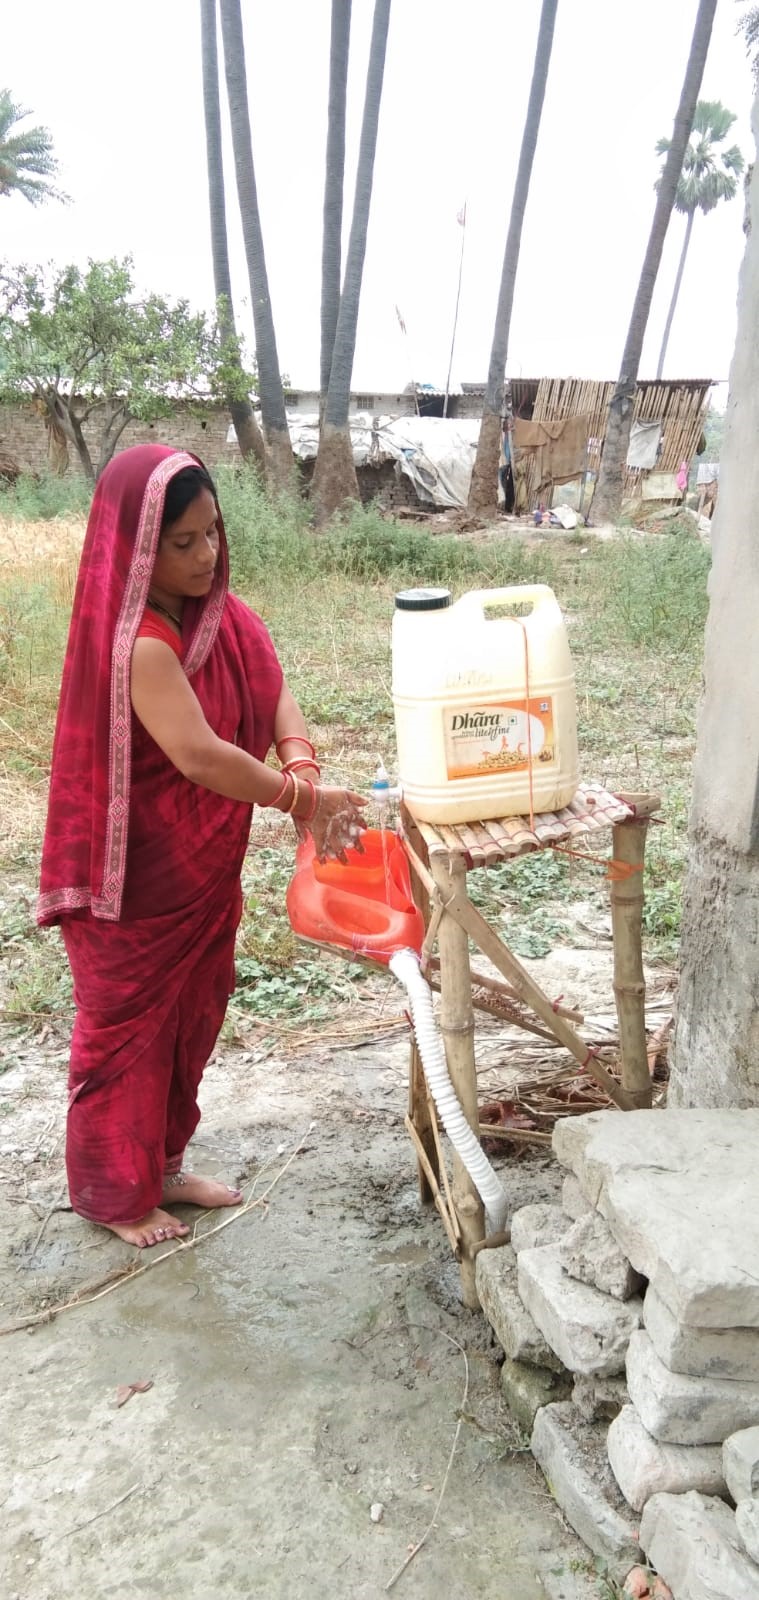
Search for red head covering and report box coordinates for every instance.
[38,444,280,925]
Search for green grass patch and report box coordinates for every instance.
[0,473,92,522]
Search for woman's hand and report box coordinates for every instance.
[297,786,367,863]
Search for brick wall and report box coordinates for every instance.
[0,401,240,476]
[0,402,434,510]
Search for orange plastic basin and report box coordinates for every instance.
[286,828,424,966]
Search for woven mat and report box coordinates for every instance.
[410,783,632,867]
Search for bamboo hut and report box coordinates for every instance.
[506,376,712,513]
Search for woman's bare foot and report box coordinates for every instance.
[104,1208,191,1249]
[161,1172,243,1209]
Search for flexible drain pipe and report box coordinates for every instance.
[389,947,509,1234]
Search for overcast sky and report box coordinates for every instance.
[4,1,755,403]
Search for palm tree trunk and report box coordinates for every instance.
[656,209,695,380]
[591,0,718,527]
[219,0,294,490]
[468,0,558,515]
[200,0,265,473]
[311,0,391,525]
[320,0,352,416]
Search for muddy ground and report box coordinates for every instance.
[0,941,658,1600]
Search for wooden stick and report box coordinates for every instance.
[471,1230,512,1256]
[427,970,562,1041]
[611,791,659,1110]
[401,806,439,1205]
[430,853,485,1307]
[424,1085,461,1243]
[464,961,584,1025]
[427,954,583,1023]
[478,1124,552,1146]
[404,1115,460,1257]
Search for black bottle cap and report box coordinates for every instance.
[394,588,452,612]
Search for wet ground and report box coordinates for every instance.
[0,1017,603,1600]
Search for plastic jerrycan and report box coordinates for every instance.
[392,584,579,825]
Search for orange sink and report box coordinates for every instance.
[286,829,424,966]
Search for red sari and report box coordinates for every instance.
[38,446,282,1223]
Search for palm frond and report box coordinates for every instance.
[655,97,745,217]
[736,4,759,79]
[0,85,65,205]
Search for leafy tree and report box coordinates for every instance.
[200,0,265,471]
[701,401,726,459]
[467,0,559,515]
[219,0,294,489]
[0,88,66,206]
[591,0,718,528]
[0,257,242,481]
[311,0,391,525]
[655,101,744,377]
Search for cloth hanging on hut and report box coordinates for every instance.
[512,415,589,488]
[626,420,662,470]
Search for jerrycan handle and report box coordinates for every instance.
[456,584,557,620]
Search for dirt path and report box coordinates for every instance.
[0,1000,609,1600]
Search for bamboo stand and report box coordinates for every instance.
[399,785,660,1310]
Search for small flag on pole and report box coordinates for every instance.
[456,203,467,227]
[395,305,407,336]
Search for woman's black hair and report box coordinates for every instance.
[161,465,218,531]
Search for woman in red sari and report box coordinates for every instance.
[38,444,365,1248]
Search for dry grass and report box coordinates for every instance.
[0,514,85,566]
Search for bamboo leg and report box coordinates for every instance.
[430,852,484,1309]
[611,792,659,1110]
[401,806,438,1204]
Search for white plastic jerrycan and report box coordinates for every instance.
[392,584,579,825]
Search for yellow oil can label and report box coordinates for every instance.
[443,698,555,780]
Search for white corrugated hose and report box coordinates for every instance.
[389,947,509,1234]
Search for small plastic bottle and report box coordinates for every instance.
[370,760,401,810]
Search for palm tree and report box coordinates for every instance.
[467,0,559,515]
[590,0,718,528]
[655,101,744,378]
[320,1,352,418]
[218,0,294,488]
[200,0,266,472]
[311,0,391,525]
[0,89,65,205]
[737,4,759,80]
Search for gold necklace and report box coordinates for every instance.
[148,598,183,628]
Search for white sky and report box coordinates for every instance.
[3,1,755,402]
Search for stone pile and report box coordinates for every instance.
[476,1108,759,1596]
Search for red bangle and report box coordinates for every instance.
[284,758,321,778]
[299,779,318,822]
[276,736,316,760]
[269,770,292,810]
